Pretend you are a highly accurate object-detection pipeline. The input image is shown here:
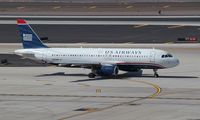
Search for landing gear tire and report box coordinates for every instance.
[154,73,159,78]
[88,73,96,78]
[153,69,159,78]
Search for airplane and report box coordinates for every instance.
[14,19,180,78]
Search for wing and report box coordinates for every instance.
[50,61,120,69]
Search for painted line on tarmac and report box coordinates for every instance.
[78,83,91,87]
[167,25,185,29]
[128,80,161,99]
[133,24,148,28]
[58,80,162,120]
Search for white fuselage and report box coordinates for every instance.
[15,48,179,69]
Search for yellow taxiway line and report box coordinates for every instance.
[89,6,96,9]
[163,5,170,9]
[126,5,133,9]
[133,24,148,28]
[58,79,161,120]
[53,6,61,9]
[128,80,161,99]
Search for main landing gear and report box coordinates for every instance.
[88,73,96,78]
[153,69,159,78]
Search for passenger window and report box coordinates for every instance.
[168,54,173,57]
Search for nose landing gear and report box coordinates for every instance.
[153,69,159,78]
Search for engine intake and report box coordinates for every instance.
[96,65,119,76]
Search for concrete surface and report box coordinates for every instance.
[0,24,200,43]
[1,16,200,44]
[0,2,200,15]
[1,0,200,3]
[0,45,199,120]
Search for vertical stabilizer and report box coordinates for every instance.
[17,19,48,49]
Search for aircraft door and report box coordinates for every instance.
[149,51,155,63]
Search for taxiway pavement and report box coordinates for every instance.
[0,24,200,43]
[1,15,200,43]
[0,2,200,15]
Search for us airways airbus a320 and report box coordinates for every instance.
[15,19,179,78]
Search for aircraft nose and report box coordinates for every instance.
[174,58,180,67]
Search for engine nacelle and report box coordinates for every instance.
[96,65,119,76]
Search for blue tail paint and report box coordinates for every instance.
[17,19,48,49]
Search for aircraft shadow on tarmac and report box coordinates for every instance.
[72,75,199,83]
[36,72,87,77]
[35,71,142,78]
[157,76,199,79]
[35,72,198,82]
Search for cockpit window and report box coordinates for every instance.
[167,54,173,57]
[161,53,173,58]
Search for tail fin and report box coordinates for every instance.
[17,19,48,49]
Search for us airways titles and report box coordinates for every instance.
[105,50,142,54]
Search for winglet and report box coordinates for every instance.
[17,19,26,24]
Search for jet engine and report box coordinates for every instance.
[96,65,119,76]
